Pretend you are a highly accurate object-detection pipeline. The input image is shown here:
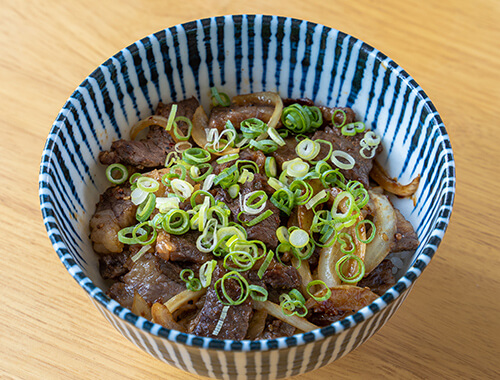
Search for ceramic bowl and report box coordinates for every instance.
[39,15,455,379]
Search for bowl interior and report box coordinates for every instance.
[40,15,455,340]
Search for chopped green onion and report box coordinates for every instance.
[133,222,157,245]
[170,179,194,200]
[276,226,290,244]
[136,193,156,222]
[156,196,179,213]
[212,305,230,336]
[223,251,255,272]
[180,269,202,291]
[265,156,277,178]
[129,172,142,186]
[338,232,355,254]
[331,150,356,170]
[215,271,250,306]
[216,153,240,164]
[130,244,152,262]
[306,280,332,302]
[173,116,193,141]
[164,151,179,168]
[270,188,295,215]
[296,139,320,161]
[238,169,254,184]
[341,122,365,136]
[228,184,240,199]
[285,158,310,178]
[105,163,128,185]
[279,291,308,317]
[249,285,268,302]
[267,177,284,191]
[117,225,148,245]
[174,141,192,153]
[131,187,148,205]
[137,176,160,193]
[356,219,376,243]
[162,209,190,235]
[258,250,274,279]
[243,190,267,214]
[310,139,333,163]
[281,103,322,134]
[289,228,309,249]
[190,190,215,209]
[240,209,274,227]
[240,118,267,139]
[211,87,231,107]
[347,180,369,209]
[182,147,211,165]
[267,127,286,146]
[289,180,313,205]
[305,189,329,210]
[166,104,177,131]
[249,139,278,153]
[196,218,218,253]
[189,163,213,182]
[332,109,347,128]
[335,254,366,284]
[202,174,216,191]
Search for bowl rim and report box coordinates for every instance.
[39,14,456,352]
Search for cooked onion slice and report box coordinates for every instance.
[164,288,207,313]
[151,302,186,332]
[191,105,239,156]
[129,115,169,140]
[370,160,420,197]
[131,291,152,320]
[304,285,378,313]
[364,191,397,274]
[253,300,319,332]
[232,92,283,131]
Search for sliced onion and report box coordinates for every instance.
[129,115,168,140]
[232,92,283,131]
[331,150,355,170]
[364,191,397,274]
[370,160,420,197]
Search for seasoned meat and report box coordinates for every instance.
[270,136,298,168]
[107,253,185,309]
[307,286,378,326]
[312,126,381,188]
[257,318,296,340]
[392,208,419,252]
[99,98,199,169]
[167,230,213,264]
[239,149,267,174]
[99,251,129,279]
[89,185,136,254]
[155,97,199,136]
[157,259,195,286]
[99,125,175,169]
[209,104,275,131]
[358,259,396,296]
[189,265,253,340]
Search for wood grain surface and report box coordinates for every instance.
[1,0,499,379]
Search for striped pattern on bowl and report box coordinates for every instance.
[39,14,455,380]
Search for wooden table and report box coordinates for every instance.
[1,1,499,378]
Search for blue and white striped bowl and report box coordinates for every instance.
[39,15,455,379]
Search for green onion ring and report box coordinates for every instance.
[136,193,156,222]
[306,280,332,302]
[215,271,250,306]
[105,163,128,185]
[257,250,274,279]
[335,254,366,284]
[355,219,376,243]
[211,87,231,107]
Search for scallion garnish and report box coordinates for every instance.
[215,271,250,306]
[306,280,332,302]
[210,87,231,107]
[355,219,376,243]
[180,269,202,291]
[335,254,366,284]
[105,163,128,185]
